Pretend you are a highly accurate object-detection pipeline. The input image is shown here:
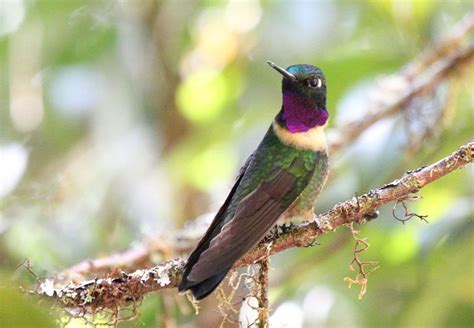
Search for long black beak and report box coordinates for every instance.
[267,61,297,81]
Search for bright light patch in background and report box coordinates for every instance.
[193,8,238,69]
[0,0,25,37]
[415,187,456,220]
[49,66,99,119]
[263,1,339,56]
[177,69,230,124]
[336,80,373,126]
[181,1,261,75]
[9,19,44,132]
[239,296,259,327]
[182,143,237,190]
[225,0,262,34]
[303,285,335,324]
[0,143,28,197]
[270,301,304,328]
[370,0,435,26]
[9,87,44,132]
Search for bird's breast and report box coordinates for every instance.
[280,149,329,221]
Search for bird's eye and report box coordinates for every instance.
[307,77,322,88]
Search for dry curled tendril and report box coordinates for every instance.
[344,222,380,300]
[214,259,271,328]
[216,285,240,328]
[392,194,429,224]
[214,266,258,328]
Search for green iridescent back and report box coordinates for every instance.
[222,125,328,224]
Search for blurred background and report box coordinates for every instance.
[0,0,473,327]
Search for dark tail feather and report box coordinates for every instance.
[190,271,229,300]
[179,268,230,300]
[178,168,248,300]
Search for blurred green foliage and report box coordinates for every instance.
[0,0,473,327]
[0,274,56,327]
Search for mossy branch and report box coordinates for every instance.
[35,141,473,312]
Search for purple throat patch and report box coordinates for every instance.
[282,93,328,133]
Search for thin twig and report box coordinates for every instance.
[256,258,270,328]
[344,223,379,300]
[392,194,429,224]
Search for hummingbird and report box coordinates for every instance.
[178,62,330,300]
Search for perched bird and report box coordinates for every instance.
[179,62,330,300]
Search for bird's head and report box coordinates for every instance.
[268,61,328,133]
